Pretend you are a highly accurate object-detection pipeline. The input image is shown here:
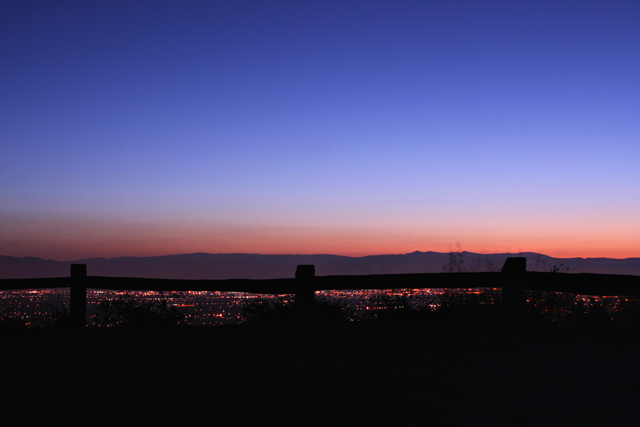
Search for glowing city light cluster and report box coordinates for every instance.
[3,287,638,328]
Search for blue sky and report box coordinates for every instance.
[1,1,639,260]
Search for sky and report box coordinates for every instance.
[1,0,639,260]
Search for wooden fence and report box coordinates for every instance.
[2,257,640,328]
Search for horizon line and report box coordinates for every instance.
[3,250,640,263]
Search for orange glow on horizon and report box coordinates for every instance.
[1,213,638,260]
[2,231,638,261]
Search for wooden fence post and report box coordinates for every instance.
[501,257,526,311]
[70,264,87,328]
[295,265,315,310]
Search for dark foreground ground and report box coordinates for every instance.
[2,318,640,427]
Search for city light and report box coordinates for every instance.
[1,288,636,328]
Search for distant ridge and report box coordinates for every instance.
[1,252,639,280]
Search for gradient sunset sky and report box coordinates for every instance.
[1,1,639,260]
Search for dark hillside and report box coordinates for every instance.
[2,320,639,426]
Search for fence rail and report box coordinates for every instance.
[2,257,640,328]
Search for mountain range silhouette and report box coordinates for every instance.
[1,251,639,280]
